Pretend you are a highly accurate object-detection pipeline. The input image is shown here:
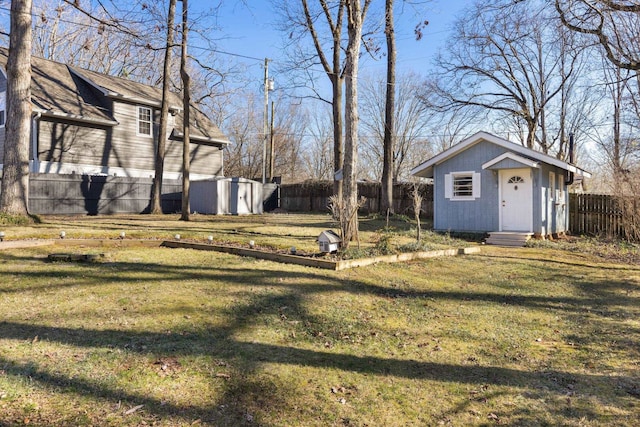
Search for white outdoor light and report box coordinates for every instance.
[174,234,181,240]
[208,235,214,244]
[249,240,255,248]
[120,231,126,239]
[0,231,5,242]
[60,231,66,239]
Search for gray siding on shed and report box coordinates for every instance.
[433,140,504,232]
[433,139,571,235]
[537,163,570,235]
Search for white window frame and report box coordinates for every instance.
[137,106,153,137]
[558,173,564,202]
[0,91,5,127]
[549,171,556,202]
[444,171,481,201]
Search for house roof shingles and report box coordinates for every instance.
[0,48,115,125]
[0,48,229,145]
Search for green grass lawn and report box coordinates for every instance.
[0,214,638,426]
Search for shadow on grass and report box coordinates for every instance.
[0,249,638,425]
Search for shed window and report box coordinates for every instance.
[137,106,152,136]
[454,174,473,197]
[444,172,481,200]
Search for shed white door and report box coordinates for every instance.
[500,168,533,232]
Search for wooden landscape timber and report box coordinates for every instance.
[161,240,481,271]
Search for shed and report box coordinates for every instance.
[318,230,341,253]
[411,131,590,243]
[190,178,263,215]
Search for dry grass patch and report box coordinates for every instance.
[0,215,638,425]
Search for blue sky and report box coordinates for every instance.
[193,0,469,88]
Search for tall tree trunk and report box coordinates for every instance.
[342,0,365,247]
[180,0,191,221]
[1,0,33,216]
[150,0,177,215]
[299,0,345,200]
[380,0,395,214]
[332,73,344,200]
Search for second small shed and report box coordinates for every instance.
[190,177,263,215]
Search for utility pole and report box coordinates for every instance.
[262,58,270,184]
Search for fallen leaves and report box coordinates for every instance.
[153,357,181,376]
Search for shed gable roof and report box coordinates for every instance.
[411,131,591,178]
[482,152,540,170]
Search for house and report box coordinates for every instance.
[411,131,591,243]
[0,48,230,180]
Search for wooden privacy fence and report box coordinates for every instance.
[1,174,183,215]
[280,181,434,218]
[569,193,636,238]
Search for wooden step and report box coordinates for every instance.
[485,232,533,247]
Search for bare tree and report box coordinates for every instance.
[427,0,582,152]
[380,0,396,214]
[301,106,334,180]
[555,0,640,71]
[280,0,347,198]
[150,0,177,215]
[341,0,371,247]
[269,102,308,182]
[180,0,191,221]
[360,72,433,181]
[1,0,32,217]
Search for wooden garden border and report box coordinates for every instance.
[0,239,481,271]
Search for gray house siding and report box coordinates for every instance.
[30,101,223,177]
[110,101,158,172]
[0,51,227,180]
[38,119,111,169]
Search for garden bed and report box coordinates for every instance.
[161,240,481,270]
[1,238,481,270]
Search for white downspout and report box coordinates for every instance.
[31,112,40,173]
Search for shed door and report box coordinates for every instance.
[500,168,533,232]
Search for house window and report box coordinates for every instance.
[549,171,556,201]
[137,106,152,136]
[445,171,481,200]
[0,91,5,127]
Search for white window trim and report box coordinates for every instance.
[137,106,153,137]
[557,173,564,202]
[0,91,5,128]
[445,171,481,201]
[549,171,556,202]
